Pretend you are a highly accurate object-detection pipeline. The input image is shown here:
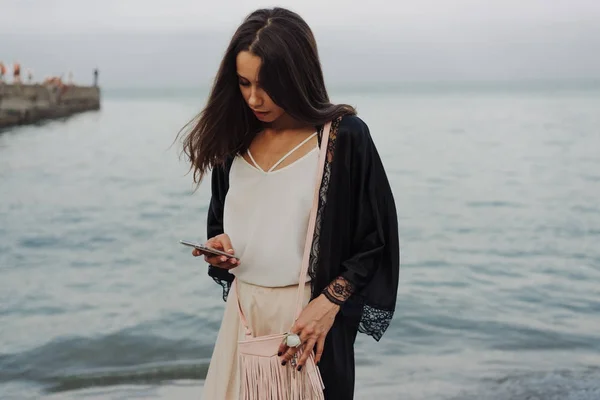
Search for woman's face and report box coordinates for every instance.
[236,51,286,123]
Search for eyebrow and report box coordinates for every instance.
[237,74,259,84]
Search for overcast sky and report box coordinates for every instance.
[2,0,600,88]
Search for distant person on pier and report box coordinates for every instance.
[13,62,21,84]
[0,62,6,82]
[93,68,99,87]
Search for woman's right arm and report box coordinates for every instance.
[202,163,237,291]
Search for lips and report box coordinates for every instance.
[252,109,269,119]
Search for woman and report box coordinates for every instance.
[180,7,400,400]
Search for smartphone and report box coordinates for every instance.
[180,240,239,259]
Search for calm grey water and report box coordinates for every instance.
[1,86,600,399]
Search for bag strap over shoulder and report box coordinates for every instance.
[294,122,331,318]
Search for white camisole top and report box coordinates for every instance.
[223,132,319,287]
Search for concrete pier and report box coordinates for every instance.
[0,84,100,129]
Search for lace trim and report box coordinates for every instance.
[307,118,341,296]
[358,304,394,342]
[322,276,355,305]
[212,276,231,302]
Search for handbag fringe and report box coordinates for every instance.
[239,353,325,400]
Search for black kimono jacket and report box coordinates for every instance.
[206,114,400,399]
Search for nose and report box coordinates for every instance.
[248,87,263,108]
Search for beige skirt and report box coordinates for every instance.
[202,279,312,400]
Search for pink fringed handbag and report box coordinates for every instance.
[230,122,332,400]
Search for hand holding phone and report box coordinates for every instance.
[182,234,239,269]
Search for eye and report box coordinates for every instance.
[238,79,250,87]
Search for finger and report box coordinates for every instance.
[277,341,288,358]
[279,325,301,357]
[192,249,201,257]
[281,346,298,363]
[296,338,317,370]
[314,336,325,365]
[281,331,304,362]
[204,254,229,265]
[205,237,223,250]
[219,235,234,253]
[276,329,302,358]
[204,259,237,271]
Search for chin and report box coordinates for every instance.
[256,112,282,123]
[261,115,280,123]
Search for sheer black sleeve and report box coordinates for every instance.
[321,116,400,341]
[206,160,235,301]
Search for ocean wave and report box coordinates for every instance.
[0,333,212,393]
[44,360,208,393]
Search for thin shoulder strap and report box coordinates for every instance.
[267,131,318,172]
[246,149,262,171]
[294,122,331,318]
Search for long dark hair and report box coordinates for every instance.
[179,7,356,183]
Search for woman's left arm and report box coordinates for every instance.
[280,117,398,369]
